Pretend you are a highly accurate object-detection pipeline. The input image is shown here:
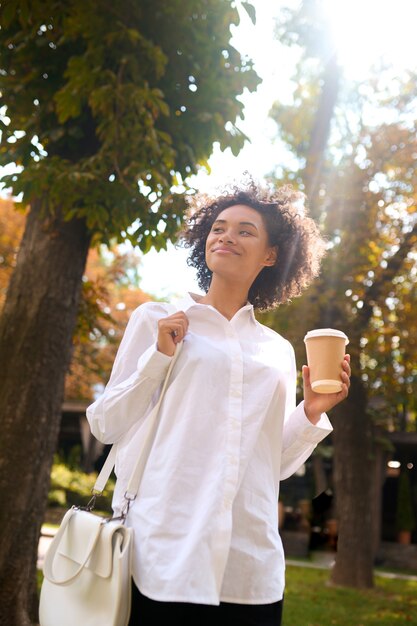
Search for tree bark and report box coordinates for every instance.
[330,373,375,588]
[0,201,91,625]
[371,444,385,560]
[312,453,328,497]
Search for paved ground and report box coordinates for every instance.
[37,526,58,570]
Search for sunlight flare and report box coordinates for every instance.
[323,0,417,77]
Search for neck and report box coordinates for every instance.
[199,277,249,320]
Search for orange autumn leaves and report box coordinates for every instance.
[0,197,151,402]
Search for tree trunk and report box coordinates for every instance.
[371,441,385,560]
[0,201,91,625]
[312,453,328,497]
[330,373,375,588]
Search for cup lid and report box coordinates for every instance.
[304,328,349,344]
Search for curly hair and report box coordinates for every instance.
[180,178,327,310]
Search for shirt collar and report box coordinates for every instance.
[172,292,257,324]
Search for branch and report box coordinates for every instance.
[360,219,417,325]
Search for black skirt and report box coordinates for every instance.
[128,581,283,626]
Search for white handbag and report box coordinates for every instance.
[39,342,182,626]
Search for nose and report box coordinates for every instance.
[218,229,235,244]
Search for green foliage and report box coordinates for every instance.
[0,0,260,248]
[395,471,416,533]
[48,454,114,512]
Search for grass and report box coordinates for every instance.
[283,564,417,625]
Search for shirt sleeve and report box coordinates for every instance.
[86,304,173,444]
[280,341,333,481]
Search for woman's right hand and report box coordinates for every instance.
[157,311,189,356]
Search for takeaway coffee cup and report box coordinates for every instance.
[304,328,349,394]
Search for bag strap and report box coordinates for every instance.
[43,509,104,584]
[92,340,183,503]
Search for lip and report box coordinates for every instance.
[212,247,239,255]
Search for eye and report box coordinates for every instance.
[211,226,223,233]
[240,230,253,236]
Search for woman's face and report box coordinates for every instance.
[205,204,277,286]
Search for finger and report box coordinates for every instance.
[166,325,184,343]
[340,371,350,393]
[170,324,185,342]
[157,320,187,355]
[158,314,188,333]
[341,376,350,392]
[302,365,312,389]
[166,311,189,326]
[169,319,189,343]
[178,316,189,336]
[163,312,189,332]
[341,363,350,378]
[342,357,351,375]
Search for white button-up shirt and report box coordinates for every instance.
[86,293,332,605]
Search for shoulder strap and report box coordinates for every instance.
[43,509,104,584]
[92,341,183,497]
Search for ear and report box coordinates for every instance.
[263,246,278,267]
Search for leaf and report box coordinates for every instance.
[1,1,17,28]
[18,0,30,25]
[241,2,256,25]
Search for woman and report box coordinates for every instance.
[86,180,351,626]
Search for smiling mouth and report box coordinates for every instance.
[212,248,239,255]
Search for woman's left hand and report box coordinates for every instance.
[302,354,351,424]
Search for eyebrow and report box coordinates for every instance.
[212,219,259,230]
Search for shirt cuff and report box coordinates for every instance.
[293,401,333,443]
[137,343,173,380]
